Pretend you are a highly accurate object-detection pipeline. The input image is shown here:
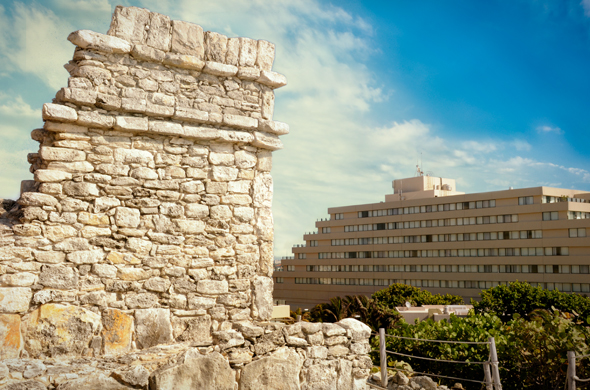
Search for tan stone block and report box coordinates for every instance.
[239,37,257,67]
[0,314,21,359]
[78,211,110,226]
[100,309,133,355]
[171,20,204,57]
[117,267,150,281]
[44,225,78,242]
[205,31,228,62]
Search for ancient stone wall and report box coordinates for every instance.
[0,6,371,389]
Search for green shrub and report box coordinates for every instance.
[372,283,464,307]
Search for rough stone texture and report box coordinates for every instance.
[239,357,299,390]
[0,6,369,390]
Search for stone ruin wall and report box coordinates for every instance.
[0,6,371,390]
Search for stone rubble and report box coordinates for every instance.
[0,4,371,390]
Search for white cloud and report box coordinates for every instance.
[582,0,590,16]
[0,93,39,118]
[511,139,532,151]
[537,125,563,134]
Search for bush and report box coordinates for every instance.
[378,310,590,389]
[473,281,590,324]
[372,283,464,308]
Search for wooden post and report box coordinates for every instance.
[379,328,388,388]
[489,337,502,390]
[567,351,576,390]
[484,362,493,390]
[296,315,301,322]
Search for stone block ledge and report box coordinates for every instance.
[42,103,287,150]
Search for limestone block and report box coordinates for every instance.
[42,103,77,122]
[107,5,150,43]
[47,161,94,173]
[0,314,21,359]
[238,37,257,67]
[130,167,158,180]
[210,205,232,220]
[134,308,173,349]
[68,29,132,53]
[0,273,37,287]
[57,87,97,106]
[54,237,90,252]
[252,131,283,150]
[323,323,347,337]
[125,292,158,309]
[174,219,205,234]
[184,203,209,218]
[256,40,275,71]
[213,329,244,350]
[226,37,240,65]
[39,265,78,289]
[253,173,273,208]
[0,287,32,313]
[22,303,101,357]
[97,93,122,110]
[63,182,99,197]
[212,166,239,182]
[337,318,371,342]
[112,365,150,388]
[173,106,208,123]
[39,146,86,162]
[34,251,66,264]
[92,264,117,278]
[102,309,133,355]
[34,169,72,183]
[150,351,234,390]
[257,70,288,88]
[259,242,274,276]
[163,52,205,70]
[350,342,371,354]
[235,150,257,168]
[114,116,149,132]
[223,114,258,130]
[237,66,260,81]
[78,211,110,225]
[258,119,290,135]
[171,20,205,58]
[307,346,328,359]
[197,279,228,294]
[239,357,299,390]
[131,44,165,62]
[257,151,272,172]
[77,110,115,128]
[203,61,238,77]
[176,315,212,342]
[252,276,273,321]
[115,207,141,228]
[57,372,133,390]
[146,12,171,51]
[44,120,87,133]
[67,250,105,264]
[205,31,228,62]
[144,277,171,293]
[149,120,184,137]
[23,359,46,379]
[234,207,254,222]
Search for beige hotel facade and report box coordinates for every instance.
[273,174,590,309]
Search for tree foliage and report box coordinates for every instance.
[371,283,464,307]
[472,281,590,324]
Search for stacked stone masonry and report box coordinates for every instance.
[0,5,370,390]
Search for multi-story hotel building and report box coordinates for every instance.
[273,172,590,309]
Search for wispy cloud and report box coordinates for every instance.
[582,0,590,17]
[537,125,563,134]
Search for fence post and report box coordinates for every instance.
[567,351,576,390]
[484,362,493,390]
[379,328,388,388]
[489,337,502,390]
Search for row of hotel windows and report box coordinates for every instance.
[288,278,590,293]
[343,214,520,234]
[331,230,547,247]
[352,200,498,220]
[314,247,569,259]
[303,264,587,274]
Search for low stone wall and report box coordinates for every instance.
[0,319,371,389]
[0,5,371,390]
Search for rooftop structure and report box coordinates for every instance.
[274,174,590,309]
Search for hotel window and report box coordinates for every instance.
[297,253,306,259]
[569,228,587,237]
[275,277,284,283]
[309,240,318,247]
[543,211,559,221]
[333,213,344,220]
[322,227,331,234]
[518,196,534,205]
[543,196,557,203]
[358,211,369,218]
[287,265,295,272]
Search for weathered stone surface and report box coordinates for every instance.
[57,373,133,390]
[150,351,234,390]
[102,309,133,355]
[115,207,141,228]
[0,314,21,359]
[0,287,32,313]
[1,380,47,390]
[68,30,132,53]
[107,5,150,43]
[34,169,72,182]
[112,365,150,388]
[134,308,173,349]
[257,70,288,88]
[256,40,275,71]
[203,62,238,77]
[39,265,78,289]
[176,315,212,343]
[239,357,299,390]
[252,276,273,320]
[197,280,228,294]
[171,20,204,57]
[22,303,101,357]
[42,103,77,122]
[337,318,372,342]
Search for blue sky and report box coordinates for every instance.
[0,0,589,257]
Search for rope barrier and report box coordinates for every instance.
[385,350,488,365]
[575,353,590,359]
[574,376,590,383]
[372,332,490,345]
[388,367,488,384]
